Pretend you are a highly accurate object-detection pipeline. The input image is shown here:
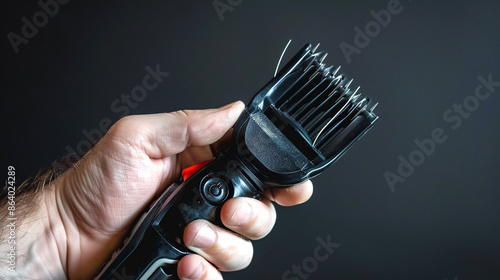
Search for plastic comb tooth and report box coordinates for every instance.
[262,43,378,163]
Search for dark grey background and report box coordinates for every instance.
[2,1,500,279]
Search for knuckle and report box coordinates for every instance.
[107,115,144,142]
[218,241,253,271]
[248,201,275,239]
[251,220,272,239]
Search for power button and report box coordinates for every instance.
[201,176,230,205]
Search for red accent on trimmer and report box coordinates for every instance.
[181,160,212,181]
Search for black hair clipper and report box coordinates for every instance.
[95,43,379,280]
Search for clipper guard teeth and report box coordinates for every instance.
[233,43,379,185]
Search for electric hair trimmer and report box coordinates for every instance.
[95,43,379,280]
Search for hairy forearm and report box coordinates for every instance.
[0,187,66,279]
[0,156,81,279]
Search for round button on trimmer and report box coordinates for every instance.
[201,176,230,204]
[210,184,222,196]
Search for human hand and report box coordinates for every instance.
[0,101,313,279]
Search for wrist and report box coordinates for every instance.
[1,184,66,279]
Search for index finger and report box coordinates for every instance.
[263,180,314,206]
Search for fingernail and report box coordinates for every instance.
[190,225,216,249]
[182,262,204,280]
[219,100,243,110]
[228,201,252,226]
[229,100,241,108]
[219,101,236,110]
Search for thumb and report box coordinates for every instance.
[106,100,246,159]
